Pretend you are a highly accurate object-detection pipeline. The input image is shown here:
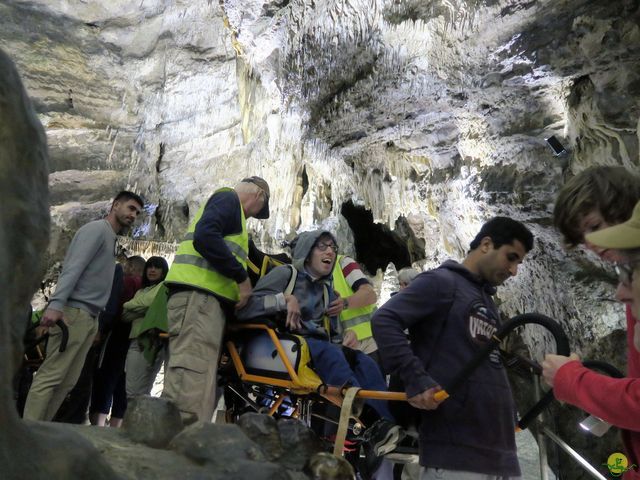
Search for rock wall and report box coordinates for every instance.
[0,44,353,480]
[0,45,121,480]
[2,1,639,478]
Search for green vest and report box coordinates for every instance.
[332,255,376,340]
[165,188,248,301]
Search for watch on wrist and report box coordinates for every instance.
[342,298,349,309]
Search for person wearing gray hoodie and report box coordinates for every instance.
[237,229,403,457]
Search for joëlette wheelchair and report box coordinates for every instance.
[219,320,407,468]
[218,312,576,478]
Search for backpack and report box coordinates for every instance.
[247,238,291,287]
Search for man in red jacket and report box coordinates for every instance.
[544,167,640,479]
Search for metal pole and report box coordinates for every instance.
[541,427,608,480]
[533,376,550,480]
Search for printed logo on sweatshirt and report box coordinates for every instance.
[467,304,497,343]
[467,304,502,366]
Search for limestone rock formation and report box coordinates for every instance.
[63,410,337,480]
[0,46,119,480]
[0,44,349,480]
[2,0,640,478]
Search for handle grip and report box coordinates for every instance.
[55,319,69,352]
[433,390,449,402]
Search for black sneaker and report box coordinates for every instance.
[364,419,405,457]
[358,439,383,479]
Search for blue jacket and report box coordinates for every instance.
[191,189,248,284]
[372,260,520,476]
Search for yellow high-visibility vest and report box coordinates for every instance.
[165,188,248,301]
[332,255,376,340]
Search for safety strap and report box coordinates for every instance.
[332,386,363,457]
[246,258,260,275]
[247,253,288,277]
[284,264,298,296]
[261,255,287,278]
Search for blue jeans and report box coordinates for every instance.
[305,337,392,421]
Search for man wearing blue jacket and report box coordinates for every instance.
[162,177,270,424]
[372,217,533,480]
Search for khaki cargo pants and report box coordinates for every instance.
[161,289,225,423]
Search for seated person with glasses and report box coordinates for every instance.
[237,230,404,458]
[543,196,640,478]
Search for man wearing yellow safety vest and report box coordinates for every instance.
[332,255,379,359]
[161,176,270,423]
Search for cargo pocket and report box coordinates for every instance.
[166,293,191,337]
[165,352,211,413]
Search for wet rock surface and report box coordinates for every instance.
[71,408,341,480]
[237,413,285,461]
[170,421,268,466]
[123,395,183,448]
[275,417,326,471]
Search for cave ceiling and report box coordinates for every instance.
[1,0,639,348]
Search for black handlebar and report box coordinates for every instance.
[441,313,570,397]
[516,359,624,430]
[24,319,69,353]
[435,313,571,430]
[55,319,69,353]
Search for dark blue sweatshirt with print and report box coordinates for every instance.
[372,260,520,477]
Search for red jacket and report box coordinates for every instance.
[555,305,640,479]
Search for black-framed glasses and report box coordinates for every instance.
[615,261,640,286]
[315,242,338,253]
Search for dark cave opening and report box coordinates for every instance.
[341,201,424,274]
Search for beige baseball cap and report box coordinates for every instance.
[585,200,640,249]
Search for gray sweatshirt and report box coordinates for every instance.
[48,219,117,317]
[236,230,340,341]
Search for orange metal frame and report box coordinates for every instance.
[225,323,408,403]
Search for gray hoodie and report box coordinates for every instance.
[236,230,340,341]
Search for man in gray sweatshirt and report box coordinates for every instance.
[24,191,143,421]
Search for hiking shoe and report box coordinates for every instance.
[364,419,405,457]
[358,438,383,478]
